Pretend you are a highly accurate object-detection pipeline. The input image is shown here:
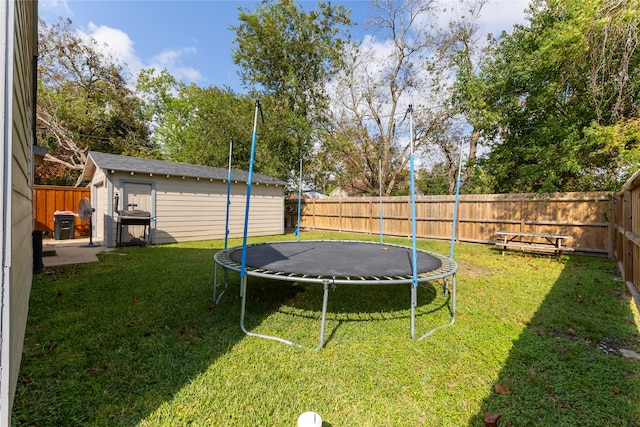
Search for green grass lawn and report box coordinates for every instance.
[13,231,640,426]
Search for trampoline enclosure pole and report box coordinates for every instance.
[240,101,260,279]
[410,285,417,339]
[408,105,418,288]
[214,138,234,303]
[449,145,463,259]
[315,280,330,351]
[379,158,383,244]
[225,139,233,251]
[295,158,302,241]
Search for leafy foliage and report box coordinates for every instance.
[37,18,154,185]
[467,0,640,192]
[232,0,351,116]
[417,162,450,195]
[137,69,311,182]
[232,1,352,185]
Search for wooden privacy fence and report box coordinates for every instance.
[613,171,640,311]
[34,185,90,237]
[300,192,613,255]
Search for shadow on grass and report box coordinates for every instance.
[13,244,254,425]
[12,242,446,425]
[468,254,640,426]
[239,275,444,348]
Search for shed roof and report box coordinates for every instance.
[82,151,287,186]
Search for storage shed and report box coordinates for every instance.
[81,151,287,247]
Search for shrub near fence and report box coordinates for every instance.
[34,185,90,237]
[300,192,613,255]
[614,170,640,311]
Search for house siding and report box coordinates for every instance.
[1,0,37,423]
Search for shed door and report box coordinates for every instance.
[122,182,153,242]
[92,181,105,241]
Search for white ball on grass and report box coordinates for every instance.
[297,411,322,427]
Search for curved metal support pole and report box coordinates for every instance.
[212,263,229,305]
[411,273,457,341]
[237,276,331,350]
[212,263,218,303]
[239,276,301,348]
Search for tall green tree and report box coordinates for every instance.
[37,18,153,185]
[137,69,251,167]
[468,0,640,193]
[136,69,311,182]
[319,0,466,196]
[232,0,352,182]
[438,0,490,193]
[232,0,351,114]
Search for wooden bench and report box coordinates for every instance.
[495,231,572,257]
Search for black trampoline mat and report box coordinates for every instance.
[229,241,442,278]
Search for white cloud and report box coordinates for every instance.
[80,23,143,77]
[38,0,73,19]
[148,48,204,83]
[151,49,181,66]
[77,23,204,85]
[477,0,530,37]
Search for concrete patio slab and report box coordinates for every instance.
[42,238,115,267]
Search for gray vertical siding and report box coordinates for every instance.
[1,0,37,422]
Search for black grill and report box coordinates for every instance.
[117,210,151,246]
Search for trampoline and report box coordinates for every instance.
[214,240,457,350]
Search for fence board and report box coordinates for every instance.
[614,170,640,311]
[301,192,613,254]
[34,185,90,237]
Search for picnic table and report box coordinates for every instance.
[495,231,572,257]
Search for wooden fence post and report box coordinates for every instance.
[608,198,615,259]
[623,190,633,296]
[519,197,525,233]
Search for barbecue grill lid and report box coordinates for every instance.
[119,210,151,218]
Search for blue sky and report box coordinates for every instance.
[39,0,531,92]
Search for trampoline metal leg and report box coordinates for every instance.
[239,276,300,348]
[412,273,457,341]
[212,263,218,303]
[315,280,330,352]
[239,276,248,331]
[212,264,228,305]
[410,285,417,340]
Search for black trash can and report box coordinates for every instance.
[32,230,45,274]
[54,214,76,240]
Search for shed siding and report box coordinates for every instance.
[153,178,284,244]
[1,0,37,422]
[102,172,284,246]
